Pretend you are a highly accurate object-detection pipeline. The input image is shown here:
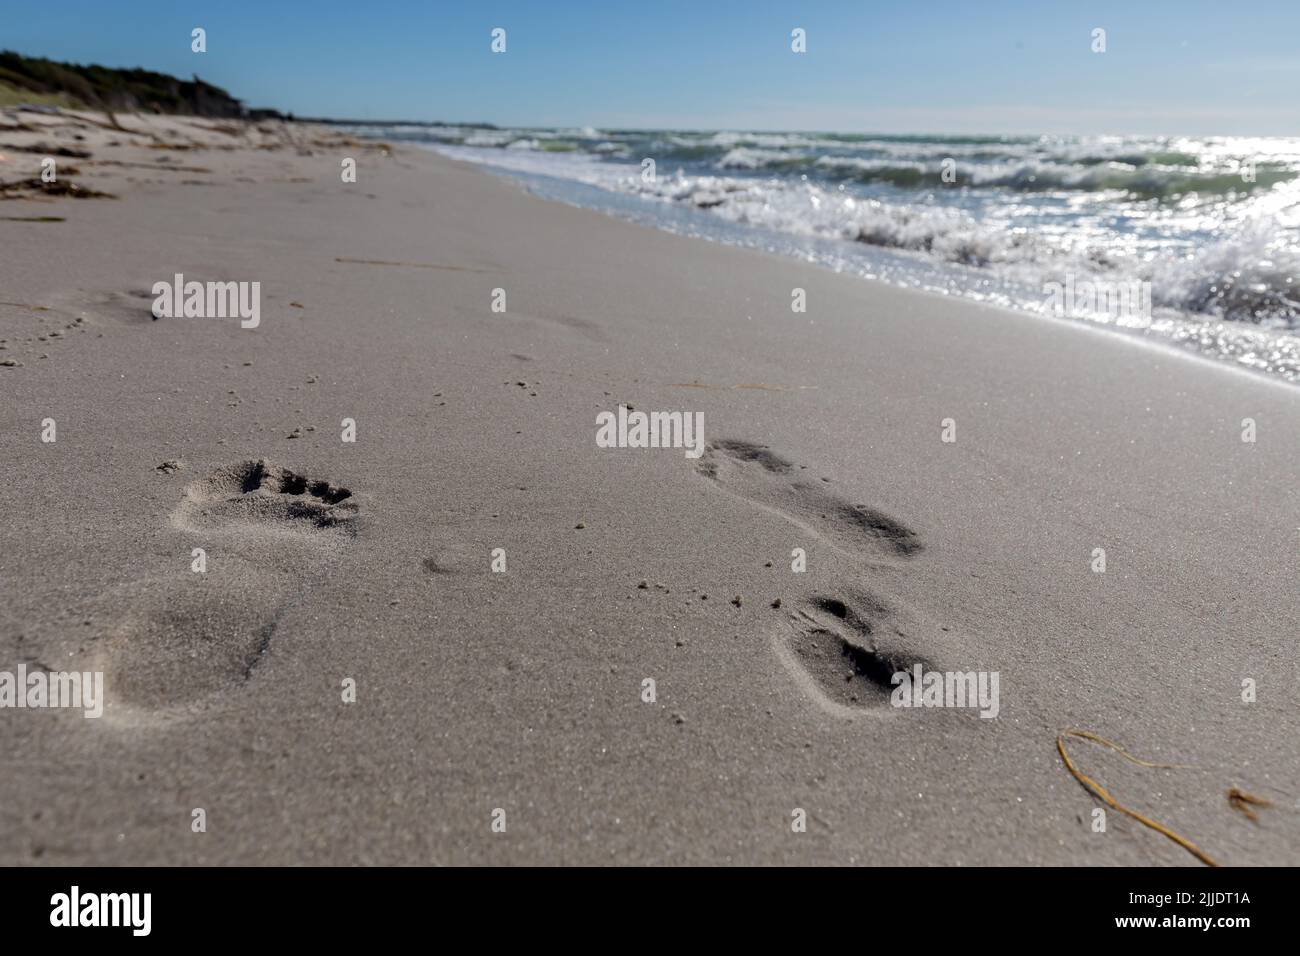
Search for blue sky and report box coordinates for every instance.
[4,0,1299,134]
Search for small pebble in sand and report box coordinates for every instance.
[671,713,686,725]
[771,598,782,609]
[0,359,20,367]
[287,427,303,439]
[636,581,648,589]
[574,522,585,529]
[731,596,742,607]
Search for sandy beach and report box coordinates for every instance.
[1,112,1297,866]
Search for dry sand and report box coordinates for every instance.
[1,112,1298,865]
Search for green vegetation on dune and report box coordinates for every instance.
[0,51,282,118]
[0,79,87,109]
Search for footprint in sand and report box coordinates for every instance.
[47,288,158,327]
[170,459,356,535]
[773,593,935,712]
[696,439,943,713]
[95,460,357,716]
[695,439,922,561]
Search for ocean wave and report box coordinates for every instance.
[1149,224,1300,325]
[408,128,1300,201]
[646,173,1300,325]
[717,147,814,170]
[813,156,1297,197]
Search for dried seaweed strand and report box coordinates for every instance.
[1056,729,1218,867]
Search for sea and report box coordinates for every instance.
[360,124,1300,384]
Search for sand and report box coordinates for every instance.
[1,112,1297,865]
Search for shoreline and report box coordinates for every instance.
[453,151,1300,395]
[396,132,1300,387]
[2,113,1298,865]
